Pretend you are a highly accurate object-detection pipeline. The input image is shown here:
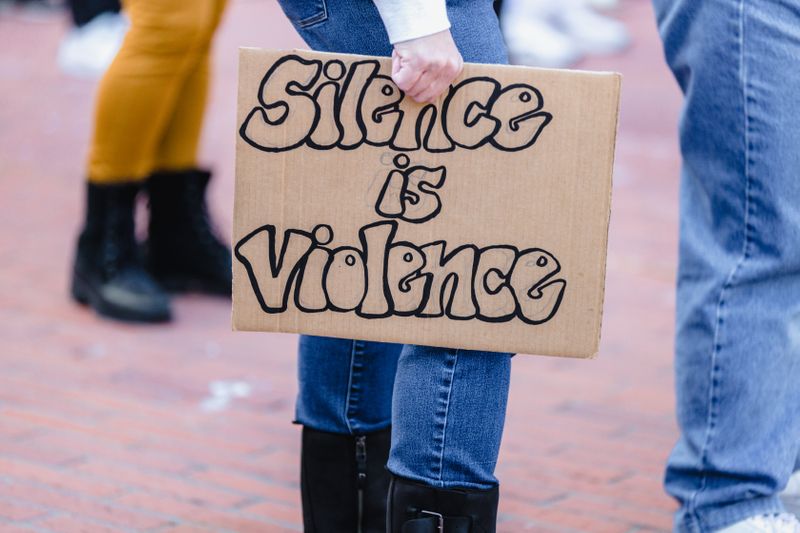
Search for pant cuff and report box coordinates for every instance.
[292,418,392,435]
[385,464,498,491]
[677,494,786,532]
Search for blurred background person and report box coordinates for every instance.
[653,0,800,530]
[58,0,127,78]
[72,0,232,323]
[496,0,630,68]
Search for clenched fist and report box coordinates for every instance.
[391,29,464,103]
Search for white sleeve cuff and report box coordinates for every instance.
[372,0,451,44]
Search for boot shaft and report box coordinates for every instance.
[77,181,141,275]
[144,169,231,294]
[301,426,391,533]
[147,169,213,236]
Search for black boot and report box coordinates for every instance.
[144,169,231,295]
[71,182,171,323]
[387,475,499,533]
[301,426,391,533]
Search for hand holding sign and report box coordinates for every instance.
[392,29,464,103]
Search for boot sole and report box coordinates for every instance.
[71,273,172,324]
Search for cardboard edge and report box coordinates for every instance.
[231,47,249,333]
[231,321,600,359]
[587,72,623,359]
[288,47,622,78]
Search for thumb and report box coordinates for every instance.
[392,60,420,92]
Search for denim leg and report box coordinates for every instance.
[387,346,512,490]
[654,1,800,531]
[295,335,402,434]
[279,0,507,65]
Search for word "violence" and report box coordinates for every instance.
[234,221,566,324]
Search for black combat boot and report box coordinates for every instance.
[144,169,231,295]
[301,426,392,533]
[387,475,500,533]
[71,182,171,323]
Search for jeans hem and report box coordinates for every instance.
[385,464,499,492]
[293,418,392,436]
[677,495,785,533]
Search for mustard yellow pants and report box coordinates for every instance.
[88,0,227,183]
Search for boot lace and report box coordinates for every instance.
[101,197,139,278]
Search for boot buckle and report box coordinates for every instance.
[420,510,444,533]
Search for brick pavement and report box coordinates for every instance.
[0,1,687,531]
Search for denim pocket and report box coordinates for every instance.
[277,0,328,28]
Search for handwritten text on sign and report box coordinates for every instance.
[234,54,567,326]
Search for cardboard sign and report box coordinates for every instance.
[233,48,620,358]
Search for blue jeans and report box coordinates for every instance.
[654,1,800,531]
[277,0,513,491]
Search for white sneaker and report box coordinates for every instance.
[717,514,800,533]
[784,471,800,497]
[501,0,583,68]
[57,12,129,78]
[551,1,630,56]
[781,471,800,518]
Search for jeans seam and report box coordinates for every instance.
[686,2,754,530]
[343,340,358,435]
[433,349,459,486]
[296,0,328,28]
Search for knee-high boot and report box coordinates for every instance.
[301,426,391,533]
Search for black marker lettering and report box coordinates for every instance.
[295,247,329,312]
[235,224,567,325]
[475,245,518,322]
[387,243,428,315]
[325,247,367,312]
[358,222,395,318]
[240,56,321,152]
[239,56,552,154]
[442,78,501,149]
[511,249,567,324]
[490,84,552,151]
[234,225,314,313]
[419,243,478,319]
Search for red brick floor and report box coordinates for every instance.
[0,1,684,531]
